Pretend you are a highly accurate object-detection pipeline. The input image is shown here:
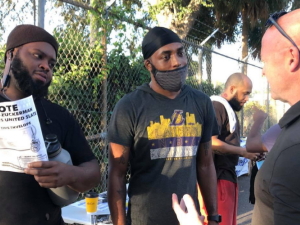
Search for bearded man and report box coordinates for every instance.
[210,73,258,225]
[0,24,100,225]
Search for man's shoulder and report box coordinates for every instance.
[279,118,300,148]
[185,87,214,109]
[37,98,74,121]
[115,88,147,106]
[212,101,227,112]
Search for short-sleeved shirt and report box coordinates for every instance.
[0,95,96,225]
[262,124,281,152]
[252,100,300,225]
[107,84,219,225]
[212,101,240,183]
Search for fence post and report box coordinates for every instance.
[198,29,219,91]
[38,0,45,28]
[240,49,255,137]
[240,63,245,137]
[198,48,203,91]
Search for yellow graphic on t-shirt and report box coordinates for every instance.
[147,112,202,140]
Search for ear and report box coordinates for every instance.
[229,85,236,95]
[144,59,152,72]
[6,51,12,61]
[289,46,300,72]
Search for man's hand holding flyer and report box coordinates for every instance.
[0,96,48,172]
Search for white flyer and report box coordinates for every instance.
[0,96,48,173]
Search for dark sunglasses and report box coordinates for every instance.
[265,11,300,52]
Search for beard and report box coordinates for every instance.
[10,53,51,99]
[228,94,243,111]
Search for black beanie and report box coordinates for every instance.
[5,24,59,62]
[142,27,182,59]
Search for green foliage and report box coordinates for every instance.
[149,0,213,21]
[201,80,222,96]
[0,0,34,39]
[211,0,291,59]
[188,4,237,48]
[107,48,150,114]
[50,25,104,101]
[291,0,300,10]
[0,45,5,71]
[48,23,150,132]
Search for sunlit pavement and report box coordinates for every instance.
[237,174,254,225]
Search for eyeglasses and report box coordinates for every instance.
[265,11,300,52]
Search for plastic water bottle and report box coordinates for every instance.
[45,134,79,206]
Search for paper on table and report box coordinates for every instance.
[0,96,48,173]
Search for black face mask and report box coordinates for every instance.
[228,94,243,111]
[150,62,188,92]
[11,53,51,99]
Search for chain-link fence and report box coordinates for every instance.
[0,1,289,194]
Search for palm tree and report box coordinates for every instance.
[212,0,291,74]
[147,0,213,39]
[186,5,238,84]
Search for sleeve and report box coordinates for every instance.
[262,124,282,152]
[62,110,96,166]
[270,144,300,224]
[200,97,219,143]
[212,101,227,137]
[106,95,135,147]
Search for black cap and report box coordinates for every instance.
[5,24,59,62]
[142,27,182,59]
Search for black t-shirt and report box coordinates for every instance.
[212,101,240,183]
[107,84,219,225]
[0,95,95,225]
[252,101,300,225]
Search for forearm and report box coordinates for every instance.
[108,175,127,225]
[67,159,100,192]
[212,137,244,156]
[197,162,218,215]
[107,143,130,225]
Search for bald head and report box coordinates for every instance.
[222,73,252,111]
[224,73,252,90]
[262,9,300,54]
[261,9,300,105]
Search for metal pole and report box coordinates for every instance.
[239,49,255,138]
[240,65,244,137]
[200,29,219,46]
[242,48,256,62]
[38,0,45,28]
[198,48,203,91]
[33,0,36,25]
